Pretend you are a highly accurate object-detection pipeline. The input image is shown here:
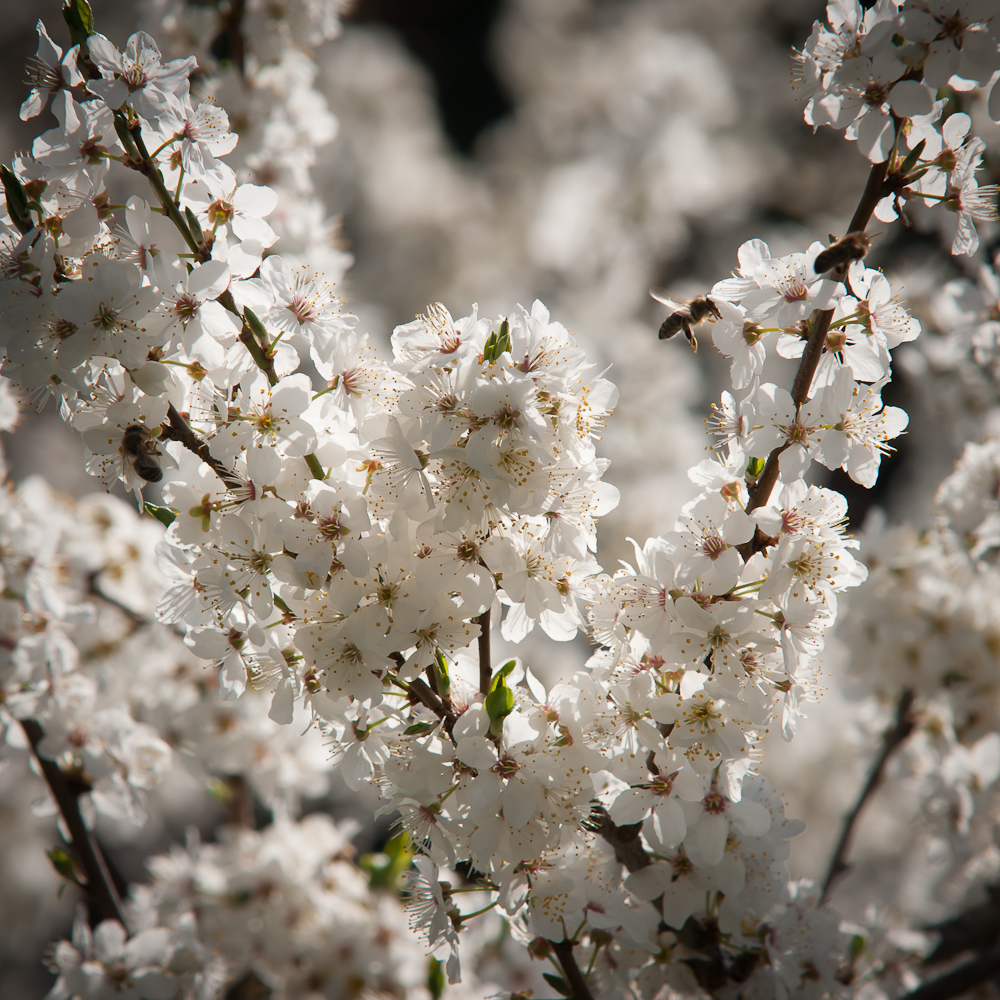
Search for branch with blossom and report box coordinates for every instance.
[1,1,999,998]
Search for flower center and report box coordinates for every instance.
[701,534,727,560]
[702,790,727,814]
[289,293,317,325]
[208,199,234,226]
[174,293,199,321]
[94,302,122,332]
[782,280,809,303]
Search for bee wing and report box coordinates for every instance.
[649,290,685,314]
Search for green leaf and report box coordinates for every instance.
[427,957,445,999]
[746,456,766,478]
[244,306,269,344]
[184,206,204,242]
[433,650,451,699]
[485,670,514,738]
[899,137,926,176]
[482,318,511,363]
[62,0,95,45]
[495,318,511,356]
[47,846,83,886]
[144,503,177,527]
[403,722,434,736]
[543,972,572,996]
[360,831,413,890]
[0,166,32,234]
[494,659,516,686]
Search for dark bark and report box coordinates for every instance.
[21,719,126,925]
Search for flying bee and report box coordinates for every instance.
[651,291,722,352]
[813,231,871,275]
[120,424,163,484]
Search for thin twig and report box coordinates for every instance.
[900,944,1000,1000]
[223,774,256,829]
[406,677,457,736]
[476,606,491,695]
[550,939,596,1000]
[21,719,126,925]
[160,403,242,489]
[821,688,916,901]
[126,122,206,260]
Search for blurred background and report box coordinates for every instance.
[1,0,998,994]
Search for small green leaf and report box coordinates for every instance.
[495,318,511,356]
[482,319,511,363]
[403,722,435,736]
[543,972,572,996]
[360,831,413,890]
[899,137,926,176]
[427,957,445,999]
[244,306,269,344]
[485,670,514,738]
[746,456,766,478]
[47,846,83,886]
[62,0,95,45]
[185,206,204,242]
[433,650,451,699]
[0,166,32,234]
[144,503,177,527]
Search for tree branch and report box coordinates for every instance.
[821,688,916,901]
[406,677,456,737]
[21,719,126,925]
[551,939,596,1000]
[742,155,889,520]
[594,807,651,872]
[476,606,491,695]
[900,944,1000,1000]
[160,403,242,490]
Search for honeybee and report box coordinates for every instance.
[813,231,870,274]
[651,291,722,352]
[121,424,163,484]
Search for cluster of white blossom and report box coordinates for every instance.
[137,0,351,280]
[797,0,1000,253]
[820,433,1000,996]
[0,455,334,825]
[2,0,1000,996]
[46,814,531,999]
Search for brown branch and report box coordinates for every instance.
[922,885,1000,966]
[550,939,596,1000]
[476,606,491,695]
[821,688,916,901]
[741,154,890,528]
[847,155,892,236]
[219,0,248,79]
[595,808,651,872]
[21,719,126,925]
[124,121,206,260]
[900,945,1000,1000]
[160,403,242,490]
[406,676,456,737]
